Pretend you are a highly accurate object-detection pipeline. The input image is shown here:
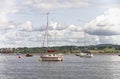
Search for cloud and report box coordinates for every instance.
[21,0,90,10]
[0,0,18,31]
[0,19,110,47]
[1,1,120,47]
[32,21,67,32]
[21,21,33,31]
[0,0,18,13]
[98,36,116,44]
[91,0,120,9]
[0,12,15,30]
[0,12,8,23]
[44,23,89,46]
[85,8,120,36]
[68,25,83,32]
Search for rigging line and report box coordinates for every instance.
[46,14,49,49]
[42,12,49,47]
[84,26,87,50]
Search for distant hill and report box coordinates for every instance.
[94,44,115,47]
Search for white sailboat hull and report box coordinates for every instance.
[79,53,93,58]
[40,54,63,61]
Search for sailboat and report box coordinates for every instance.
[79,28,93,58]
[79,49,93,58]
[40,13,63,61]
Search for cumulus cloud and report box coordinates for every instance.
[1,1,120,47]
[98,36,117,44]
[85,8,120,36]
[0,12,8,23]
[0,19,103,47]
[34,22,101,46]
[21,21,33,31]
[68,25,83,32]
[0,12,15,30]
[0,0,18,13]
[0,0,19,31]
[45,23,90,46]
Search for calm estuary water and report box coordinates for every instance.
[0,54,120,79]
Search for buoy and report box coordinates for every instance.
[18,56,21,58]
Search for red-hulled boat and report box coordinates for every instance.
[25,54,33,57]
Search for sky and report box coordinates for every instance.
[0,0,120,47]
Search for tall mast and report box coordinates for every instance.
[43,12,49,47]
[84,27,86,50]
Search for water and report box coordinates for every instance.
[0,54,120,79]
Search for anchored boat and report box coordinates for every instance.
[79,50,93,58]
[79,27,93,58]
[25,54,33,57]
[40,13,63,61]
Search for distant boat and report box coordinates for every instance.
[79,28,93,58]
[40,13,63,61]
[25,54,33,57]
[76,53,80,56]
[16,53,21,55]
[79,50,93,58]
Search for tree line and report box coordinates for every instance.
[0,44,120,54]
